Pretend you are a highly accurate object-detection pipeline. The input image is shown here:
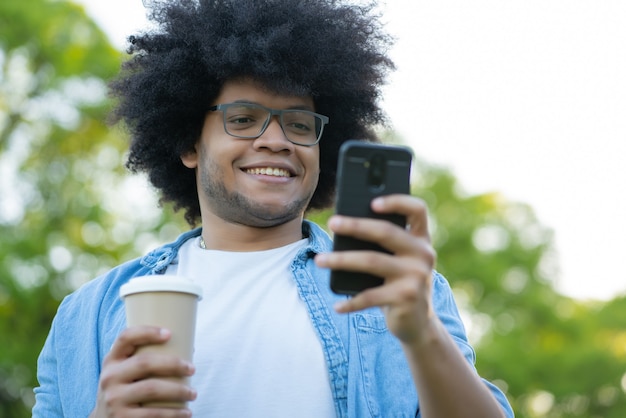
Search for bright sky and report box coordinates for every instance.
[78,0,626,301]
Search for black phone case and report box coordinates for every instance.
[330,140,413,295]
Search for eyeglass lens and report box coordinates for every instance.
[222,103,323,145]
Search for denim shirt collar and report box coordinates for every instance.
[139,220,333,274]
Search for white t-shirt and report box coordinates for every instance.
[166,237,336,417]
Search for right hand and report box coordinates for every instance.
[89,326,197,418]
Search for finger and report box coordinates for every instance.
[98,370,196,416]
[130,407,193,418]
[95,404,191,418]
[317,248,403,278]
[328,215,411,254]
[327,214,435,260]
[371,195,430,238]
[335,273,427,313]
[107,326,171,361]
[103,352,195,387]
[123,377,197,405]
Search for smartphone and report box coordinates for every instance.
[330,140,413,295]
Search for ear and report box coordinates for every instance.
[181,148,198,169]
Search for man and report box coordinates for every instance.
[33,0,514,417]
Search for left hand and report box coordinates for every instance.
[315,194,437,345]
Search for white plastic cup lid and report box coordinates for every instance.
[120,275,203,300]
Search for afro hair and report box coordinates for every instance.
[109,0,395,225]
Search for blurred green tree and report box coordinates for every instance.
[0,0,187,416]
[408,156,626,418]
[3,1,626,418]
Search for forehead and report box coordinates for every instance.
[214,78,315,110]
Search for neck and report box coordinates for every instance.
[199,211,305,251]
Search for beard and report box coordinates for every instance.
[198,160,315,229]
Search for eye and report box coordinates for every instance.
[283,112,314,134]
[224,105,265,130]
[289,121,312,132]
[228,115,256,125]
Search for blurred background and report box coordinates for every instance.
[1,0,625,417]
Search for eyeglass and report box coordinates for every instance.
[208,102,329,146]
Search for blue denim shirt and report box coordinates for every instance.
[33,220,513,417]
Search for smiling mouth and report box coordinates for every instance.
[244,167,292,177]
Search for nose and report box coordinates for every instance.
[253,116,294,152]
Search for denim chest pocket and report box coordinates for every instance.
[353,313,418,418]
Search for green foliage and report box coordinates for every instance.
[0,1,188,416]
[411,162,626,417]
[310,134,626,416]
[2,2,626,417]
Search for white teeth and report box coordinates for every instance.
[246,167,291,177]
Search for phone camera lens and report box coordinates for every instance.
[368,154,386,189]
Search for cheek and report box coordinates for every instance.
[305,150,321,190]
[308,148,321,173]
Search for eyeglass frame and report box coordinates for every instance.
[208,102,329,146]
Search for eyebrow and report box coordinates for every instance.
[229,100,315,112]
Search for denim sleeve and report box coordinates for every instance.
[431,272,475,362]
[32,314,63,417]
[428,271,515,418]
[31,282,115,417]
